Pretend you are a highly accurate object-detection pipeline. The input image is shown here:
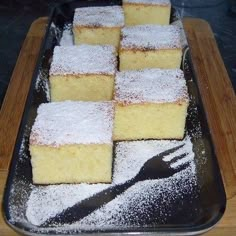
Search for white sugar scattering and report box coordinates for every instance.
[121,25,181,50]
[113,136,194,184]
[30,101,114,146]
[123,0,170,5]
[18,126,31,163]
[26,184,109,226]
[35,70,50,101]
[60,24,73,46]
[50,22,61,45]
[73,166,196,230]
[73,6,124,27]
[171,20,188,48]
[115,69,188,104]
[9,180,34,225]
[49,45,117,76]
[25,137,197,230]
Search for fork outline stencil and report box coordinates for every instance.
[42,144,191,226]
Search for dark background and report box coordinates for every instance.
[0,0,235,107]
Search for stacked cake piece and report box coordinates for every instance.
[73,6,124,47]
[30,101,114,184]
[49,45,117,101]
[113,69,188,140]
[123,0,171,25]
[119,25,182,70]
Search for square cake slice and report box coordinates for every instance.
[29,101,114,184]
[49,45,117,102]
[119,25,182,70]
[114,69,188,140]
[73,6,124,47]
[123,0,171,25]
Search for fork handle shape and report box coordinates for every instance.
[42,178,136,226]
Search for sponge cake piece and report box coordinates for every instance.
[73,6,124,48]
[49,45,117,102]
[114,69,188,140]
[123,0,171,25]
[29,101,114,184]
[119,25,182,70]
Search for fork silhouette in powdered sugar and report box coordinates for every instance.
[42,144,191,226]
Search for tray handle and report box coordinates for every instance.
[183,18,236,199]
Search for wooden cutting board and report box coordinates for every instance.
[0,17,235,235]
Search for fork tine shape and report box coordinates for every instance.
[169,153,188,164]
[158,144,184,159]
[174,162,191,173]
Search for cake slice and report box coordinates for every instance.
[114,69,188,140]
[29,101,114,184]
[49,45,117,102]
[73,6,124,47]
[119,25,182,70]
[123,0,171,25]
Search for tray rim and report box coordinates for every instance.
[3,1,226,235]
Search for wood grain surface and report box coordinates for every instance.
[0,17,48,236]
[183,18,236,199]
[0,17,236,235]
[0,17,48,171]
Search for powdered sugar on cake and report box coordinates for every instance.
[123,0,170,5]
[30,101,114,146]
[115,69,188,104]
[121,25,181,50]
[49,45,117,76]
[73,6,124,27]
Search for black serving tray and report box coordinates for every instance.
[3,0,226,235]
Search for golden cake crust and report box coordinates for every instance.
[120,25,182,50]
[119,47,182,52]
[123,0,170,6]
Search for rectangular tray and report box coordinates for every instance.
[3,0,226,235]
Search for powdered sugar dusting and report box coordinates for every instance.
[35,69,50,101]
[123,0,170,5]
[30,101,114,146]
[49,45,117,76]
[73,167,196,230]
[115,69,188,104]
[25,137,197,229]
[113,136,194,184]
[73,6,124,27]
[171,20,188,48]
[26,184,109,226]
[60,24,73,46]
[121,25,181,50]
